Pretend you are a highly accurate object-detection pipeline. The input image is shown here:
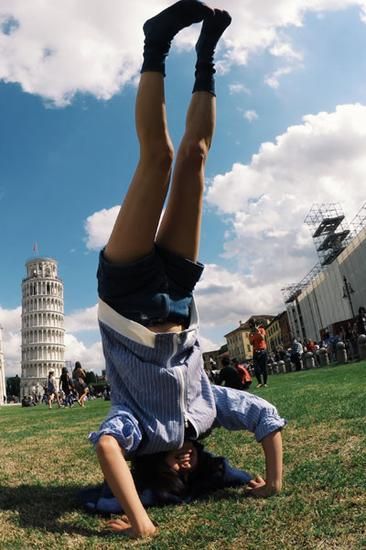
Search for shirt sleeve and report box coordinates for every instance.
[88,407,142,455]
[211,385,287,442]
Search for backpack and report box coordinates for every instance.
[235,364,252,385]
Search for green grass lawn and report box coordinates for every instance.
[1,363,365,549]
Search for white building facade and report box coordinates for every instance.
[20,257,65,398]
[0,326,6,405]
[286,227,366,341]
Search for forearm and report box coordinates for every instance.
[96,435,156,537]
[261,430,283,493]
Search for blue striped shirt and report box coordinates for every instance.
[89,299,286,457]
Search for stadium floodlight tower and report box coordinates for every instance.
[0,325,6,405]
[20,257,65,399]
[304,203,351,267]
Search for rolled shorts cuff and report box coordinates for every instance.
[155,245,204,292]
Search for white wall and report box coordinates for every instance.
[287,227,366,340]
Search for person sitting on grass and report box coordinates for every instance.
[217,356,244,390]
[89,0,286,539]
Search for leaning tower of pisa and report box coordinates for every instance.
[20,257,65,399]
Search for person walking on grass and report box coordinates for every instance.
[89,0,286,539]
[46,369,61,409]
[73,361,89,407]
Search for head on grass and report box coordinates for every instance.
[131,440,225,501]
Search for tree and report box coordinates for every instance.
[85,371,97,385]
[6,375,20,397]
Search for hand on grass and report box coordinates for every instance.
[246,476,281,498]
[106,515,157,539]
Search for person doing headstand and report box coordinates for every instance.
[89,0,286,539]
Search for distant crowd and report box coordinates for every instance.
[20,361,111,409]
[206,306,366,389]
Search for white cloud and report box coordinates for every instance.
[84,205,166,251]
[64,305,98,333]
[199,333,220,353]
[243,109,259,122]
[265,66,294,89]
[84,206,119,250]
[206,103,366,296]
[196,264,282,328]
[1,1,366,104]
[64,333,103,373]
[229,83,251,95]
[269,41,303,61]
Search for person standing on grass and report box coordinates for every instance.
[356,306,366,336]
[89,0,285,539]
[46,369,61,409]
[249,319,268,388]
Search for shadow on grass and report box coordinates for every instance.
[0,483,102,536]
[0,483,250,537]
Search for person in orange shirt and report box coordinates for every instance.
[249,319,268,388]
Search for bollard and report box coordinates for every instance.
[285,358,292,373]
[319,347,329,367]
[278,360,286,374]
[336,341,347,364]
[358,334,366,360]
[304,352,315,369]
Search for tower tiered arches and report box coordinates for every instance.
[20,257,65,399]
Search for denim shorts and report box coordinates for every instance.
[97,245,204,326]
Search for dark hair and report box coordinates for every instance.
[131,450,186,500]
[221,356,230,367]
[131,441,226,502]
[74,361,82,369]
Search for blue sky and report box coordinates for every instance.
[1,1,366,375]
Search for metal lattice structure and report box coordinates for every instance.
[349,201,366,238]
[304,203,351,267]
[281,263,323,304]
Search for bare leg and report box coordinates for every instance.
[156,91,215,261]
[104,2,214,265]
[104,72,174,264]
[156,9,231,261]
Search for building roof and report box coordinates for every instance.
[224,315,275,338]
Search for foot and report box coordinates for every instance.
[256,384,263,388]
[195,9,232,61]
[263,384,268,388]
[143,0,214,44]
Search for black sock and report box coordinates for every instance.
[141,0,213,76]
[193,9,232,96]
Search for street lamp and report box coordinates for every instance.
[342,275,355,318]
